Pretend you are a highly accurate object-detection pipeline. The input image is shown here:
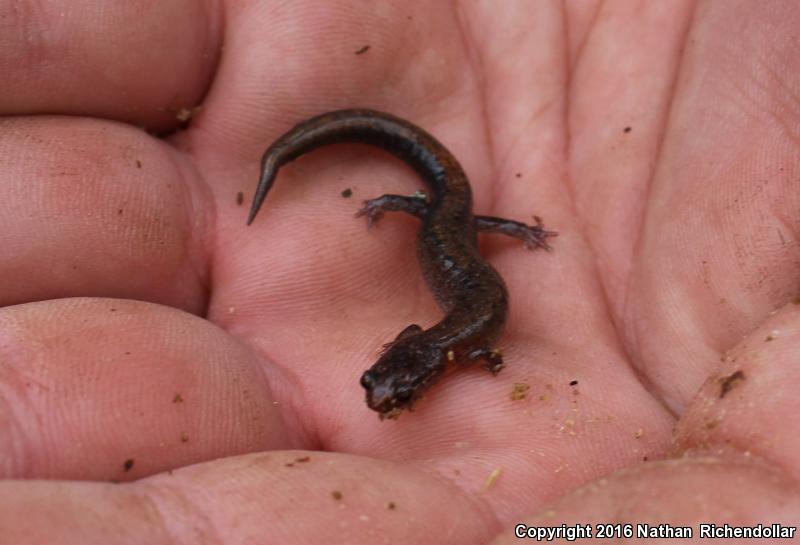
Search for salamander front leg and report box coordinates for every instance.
[467,348,504,375]
[355,193,557,251]
[355,193,428,225]
[475,215,557,250]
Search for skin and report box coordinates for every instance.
[1,1,800,543]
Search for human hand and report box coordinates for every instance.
[1,1,798,543]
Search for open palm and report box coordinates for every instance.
[2,2,799,543]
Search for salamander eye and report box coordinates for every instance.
[360,372,375,389]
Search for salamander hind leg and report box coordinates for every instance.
[475,215,557,250]
[355,193,428,226]
[467,347,504,375]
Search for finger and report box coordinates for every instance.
[197,1,485,163]
[0,117,208,311]
[493,455,800,544]
[0,0,221,131]
[675,302,800,481]
[567,0,695,308]
[0,298,289,481]
[0,452,497,545]
[625,1,800,409]
[456,1,566,223]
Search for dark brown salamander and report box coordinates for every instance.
[248,109,556,419]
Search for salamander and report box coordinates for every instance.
[248,109,556,419]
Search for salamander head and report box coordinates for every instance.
[360,338,445,419]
